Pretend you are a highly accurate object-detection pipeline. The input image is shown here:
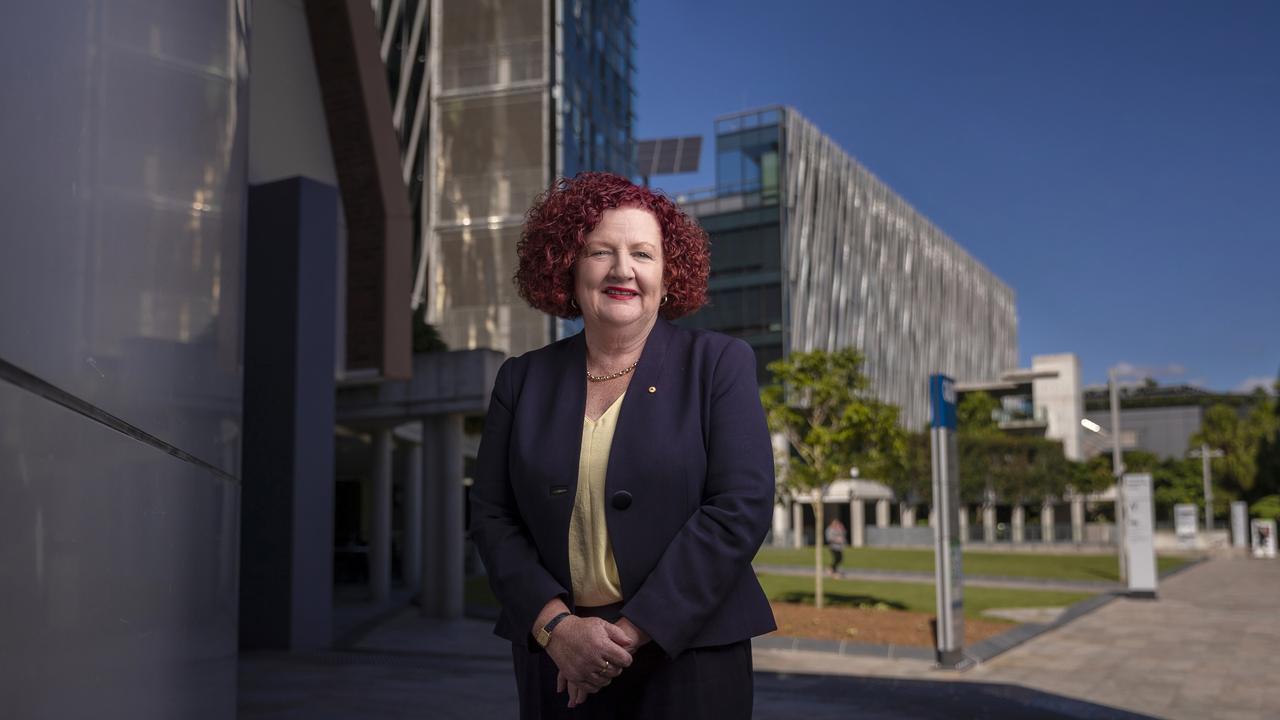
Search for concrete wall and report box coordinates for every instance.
[1033,353,1084,460]
[1085,406,1204,460]
[0,2,248,717]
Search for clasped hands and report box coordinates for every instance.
[546,616,649,709]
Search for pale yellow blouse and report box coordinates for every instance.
[568,392,625,606]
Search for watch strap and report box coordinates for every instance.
[535,611,572,648]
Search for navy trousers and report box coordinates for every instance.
[510,638,754,719]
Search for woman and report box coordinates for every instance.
[469,172,776,718]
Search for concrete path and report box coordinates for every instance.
[754,563,1119,593]
[239,557,1278,719]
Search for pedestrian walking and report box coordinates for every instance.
[826,518,847,577]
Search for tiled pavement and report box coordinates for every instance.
[966,557,1280,720]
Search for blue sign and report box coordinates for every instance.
[930,374,957,430]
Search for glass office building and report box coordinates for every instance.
[681,107,1017,429]
[379,0,635,357]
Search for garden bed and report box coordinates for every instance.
[767,601,1014,647]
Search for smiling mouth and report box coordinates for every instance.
[603,287,640,299]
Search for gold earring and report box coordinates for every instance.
[661,294,669,306]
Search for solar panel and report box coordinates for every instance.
[635,141,657,174]
[675,136,701,174]
[635,136,702,176]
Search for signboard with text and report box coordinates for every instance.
[1174,503,1198,547]
[1123,473,1158,597]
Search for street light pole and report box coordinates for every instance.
[1189,444,1224,532]
[1109,367,1127,582]
[1108,368,1125,480]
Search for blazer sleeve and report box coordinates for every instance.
[620,339,775,657]
[469,358,569,637]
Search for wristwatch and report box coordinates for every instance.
[534,611,573,648]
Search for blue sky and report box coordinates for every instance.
[633,0,1280,392]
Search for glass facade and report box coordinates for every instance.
[682,107,1018,429]
[380,0,636,356]
[558,0,636,179]
[714,109,781,201]
[678,205,785,384]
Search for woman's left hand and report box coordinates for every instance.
[613,617,651,652]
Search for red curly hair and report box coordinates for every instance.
[515,172,710,320]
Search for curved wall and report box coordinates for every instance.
[0,3,248,717]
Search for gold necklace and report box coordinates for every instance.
[586,359,639,383]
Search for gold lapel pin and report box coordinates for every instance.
[648,386,656,393]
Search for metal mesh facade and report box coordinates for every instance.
[377,0,635,357]
[684,107,1017,429]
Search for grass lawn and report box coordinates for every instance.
[755,546,1191,583]
[468,571,1094,621]
[756,572,1094,619]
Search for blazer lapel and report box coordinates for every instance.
[605,320,675,553]
[548,329,588,493]
[528,332,587,592]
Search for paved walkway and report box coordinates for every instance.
[968,556,1280,719]
[239,557,1279,719]
[754,556,1280,719]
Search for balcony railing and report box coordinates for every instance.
[995,405,1049,429]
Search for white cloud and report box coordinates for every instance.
[1111,362,1187,379]
[1234,376,1277,395]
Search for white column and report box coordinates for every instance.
[928,506,937,529]
[958,505,969,545]
[1012,505,1025,544]
[851,499,865,548]
[791,500,804,548]
[1041,501,1055,544]
[875,499,890,528]
[900,503,916,528]
[983,504,996,544]
[772,503,789,547]
[402,429,424,592]
[1071,496,1085,544]
[371,427,394,602]
[422,414,464,618]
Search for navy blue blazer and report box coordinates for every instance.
[469,318,777,658]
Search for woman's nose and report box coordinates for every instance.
[609,254,633,278]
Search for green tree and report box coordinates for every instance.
[957,391,1000,437]
[987,436,1070,505]
[1151,458,1208,519]
[1248,378,1280,500]
[1251,495,1280,522]
[955,392,1001,506]
[953,392,1071,506]
[1191,402,1280,500]
[884,432,931,510]
[761,349,906,609]
[1069,454,1115,497]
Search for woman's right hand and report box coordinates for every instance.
[545,615,633,688]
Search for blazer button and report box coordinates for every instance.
[611,490,633,511]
